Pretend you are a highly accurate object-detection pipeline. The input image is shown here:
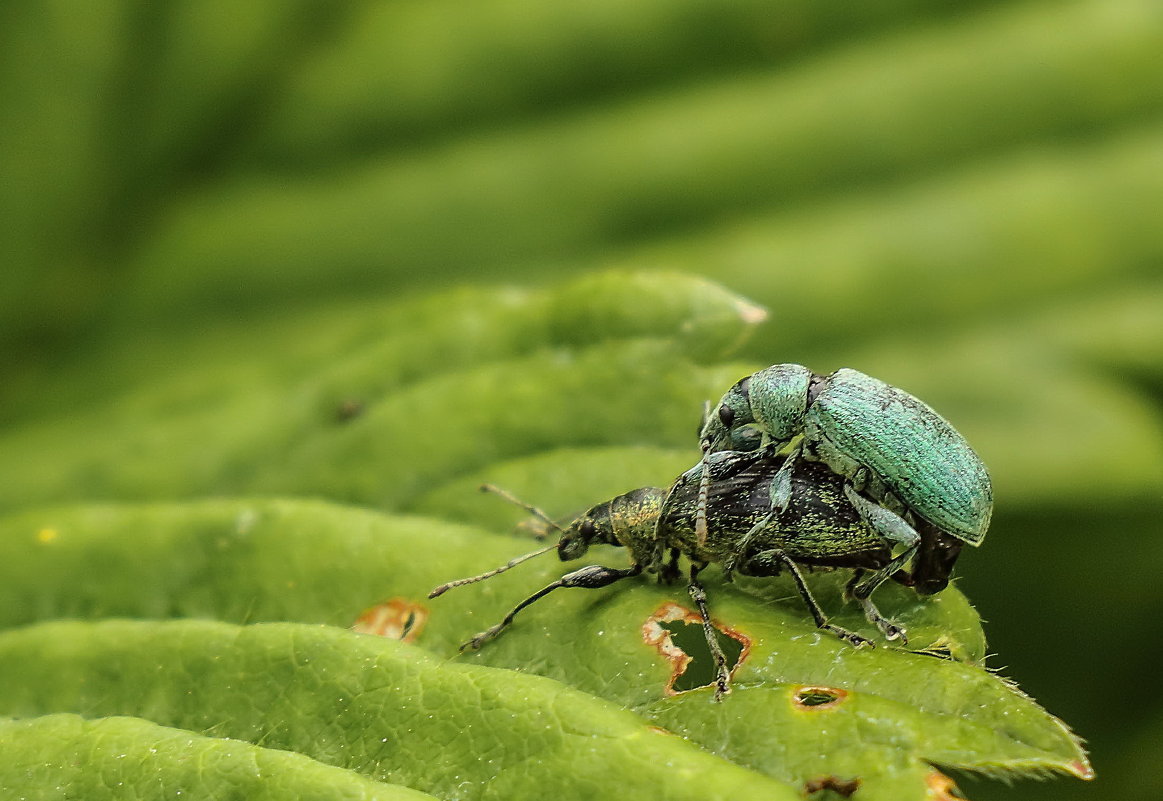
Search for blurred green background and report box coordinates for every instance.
[2,1,1161,799]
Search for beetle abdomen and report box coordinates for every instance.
[808,368,992,545]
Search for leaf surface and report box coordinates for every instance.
[0,714,434,801]
[0,620,801,801]
[0,498,1089,799]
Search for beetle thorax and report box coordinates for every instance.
[749,363,814,444]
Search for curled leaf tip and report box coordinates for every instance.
[1067,758,1095,781]
[734,298,768,326]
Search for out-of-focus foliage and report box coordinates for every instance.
[2,1,1160,799]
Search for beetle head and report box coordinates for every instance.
[700,376,759,452]
[701,365,815,454]
[558,488,665,564]
[558,506,613,561]
[909,526,964,595]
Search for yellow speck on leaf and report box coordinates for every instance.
[37,528,58,544]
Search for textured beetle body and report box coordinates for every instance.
[434,449,965,701]
[701,365,993,549]
[674,451,964,596]
[661,452,889,572]
[551,452,887,573]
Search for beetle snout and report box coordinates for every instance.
[698,416,727,452]
[911,529,964,595]
[557,534,588,561]
[558,516,599,561]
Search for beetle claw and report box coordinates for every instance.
[460,625,504,652]
[824,624,875,649]
[880,621,908,644]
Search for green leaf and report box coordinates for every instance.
[0,271,760,511]
[0,620,801,801]
[0,714,435,801]
[0,498,1089,798]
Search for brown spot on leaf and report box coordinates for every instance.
[336,399,365,423]
[641,601,751,695]
[353,598,428,643]
[924,769,966,800]
[792,685,848,710]
[804,776,861,797]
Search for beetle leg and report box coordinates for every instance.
[657,547,682,584]
[460,563,642,651]
[752,549,874,649]
[652,466,686,565]
[845,570,908,644]
[770,443,802,513]
[687,562,733,701]
[723,444,801,580]
[843,485,920,641]
[721,510,773,581]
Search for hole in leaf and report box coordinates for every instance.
[659,621,745,692]
[641,602,750,695]
[804,776,861,798]
[352,598,428,643]
[793,686,848,709]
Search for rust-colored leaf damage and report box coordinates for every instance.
[804,775,861,797]
[792,685,849,710]
[641,601,751,695]
[352,597,428,643]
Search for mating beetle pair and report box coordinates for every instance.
[697,365,992,564]
[431,365,992,700]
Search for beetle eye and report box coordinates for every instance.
[579,519,596,539]
[718,405,736,427]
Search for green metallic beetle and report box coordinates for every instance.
[430,449,965,700]
[696,365,992,602]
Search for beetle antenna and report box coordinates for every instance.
[428,543,557,598]
[695,400,713,546]
[695,449,711,547]
[480,483,567,535]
